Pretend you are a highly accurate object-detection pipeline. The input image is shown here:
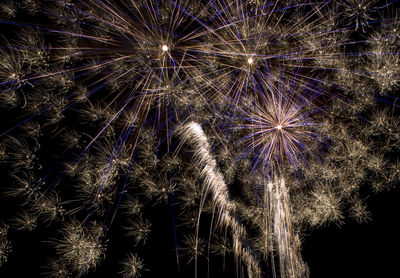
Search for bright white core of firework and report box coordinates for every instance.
[162,44,169,52]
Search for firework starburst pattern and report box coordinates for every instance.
[0,0,399,277]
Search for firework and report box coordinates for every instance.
[0,1,399,277]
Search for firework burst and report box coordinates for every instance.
[234,71,324,172]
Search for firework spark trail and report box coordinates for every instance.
[181,122,309,278]
[180,121,261,278]
[265,178,309,278]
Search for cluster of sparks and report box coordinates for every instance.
[0,0,399,278]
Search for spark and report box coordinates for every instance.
[161,44,169,52]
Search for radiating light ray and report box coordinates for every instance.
[233,72,323,173]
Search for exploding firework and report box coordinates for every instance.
[0,1,399,278]
[233,72,324,172]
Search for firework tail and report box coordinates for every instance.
[179,121,262,278]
